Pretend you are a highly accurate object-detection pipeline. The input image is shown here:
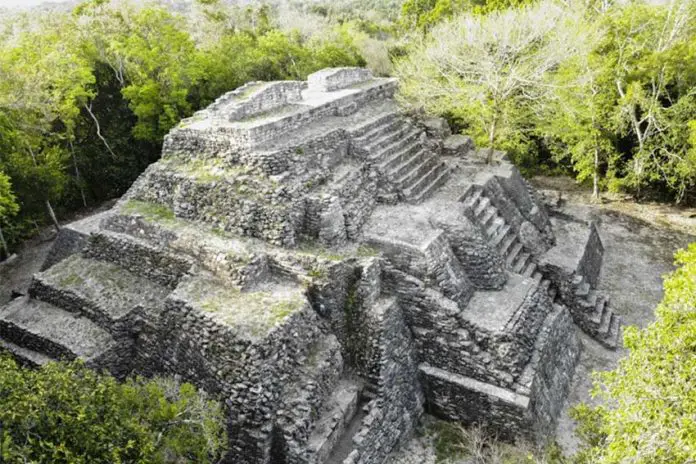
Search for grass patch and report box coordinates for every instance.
[427,421,565,464]
[122,200,175,223]
[58,272,84,287]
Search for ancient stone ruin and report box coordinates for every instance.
[0,68,622,464]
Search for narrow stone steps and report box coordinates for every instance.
[597,314,621,350]
[480,206,497,230]
[0,297,118,364]
[491,224,512,248]
[589,296,609,326]
[575,282,591,298]
[532,271,544,284]
[523,261,537,278]
[404,162,449,202]
[500,234,522,267]
[505,242,523,267]
[513,252,530,274]
[325,402,369,464]
[486,217,505,239]
[474,196,491,218]
[30,255,170,335]
[306,380,362,464]
[461,186,483,207]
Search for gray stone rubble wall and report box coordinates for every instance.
[345,298,424,464]
[308,68,374,92]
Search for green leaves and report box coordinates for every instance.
[0,356,227,464]
[573,243,696,464]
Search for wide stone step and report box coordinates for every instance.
[403,160,448,199]
[366,124,416,154]
[396,155,438,189]
[85,230,193,289]
[351,112,400,143]
[0,297,121,368]
[369,128,422,161]
[30,255,170,335]
[306,380,363,464]
[382,146,426,178]
[0,338,55,367]
[513,252,531,274]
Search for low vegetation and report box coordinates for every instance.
[0,355,227,463]
[572,243,696,464]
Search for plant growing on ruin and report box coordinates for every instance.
[572,243,696,464]
[0,356,228,464]
[395,1,583,164]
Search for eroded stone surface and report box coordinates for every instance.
[1,68,624,464]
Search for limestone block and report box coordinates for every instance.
[422,117,451,139]
[443,134,474,157]
[308,67,374,92]
[518,220,547,255]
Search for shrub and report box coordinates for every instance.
[0,356,227,463]
[572,242,696,464]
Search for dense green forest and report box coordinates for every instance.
[0,356,227,462]
[0,0,695,259]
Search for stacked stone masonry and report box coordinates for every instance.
[0,68,622,463]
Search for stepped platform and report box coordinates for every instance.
[0,297,124,375]
[30,255,169,335]
[0,68,623,463]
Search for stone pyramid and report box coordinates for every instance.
[0,68,621,464]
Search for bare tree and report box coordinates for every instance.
[396,1,584,163]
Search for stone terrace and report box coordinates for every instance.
[0,67,622,464]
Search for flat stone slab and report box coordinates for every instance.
[171,274,309,341]
[0,297,116,360]
[460,273,537,332]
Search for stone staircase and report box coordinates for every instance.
[571,275,621,349]
[274,333,369,464]
[462,186,540,280]
[462,185,621,350]
[350,112,450,203]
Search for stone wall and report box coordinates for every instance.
[308,68,374,92]
[345,298,424,464]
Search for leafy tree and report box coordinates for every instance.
[543,16,619,199]
[0,355,227,464]
[572,243,696,464]
[0,170,18,258]
[396,2,582,163]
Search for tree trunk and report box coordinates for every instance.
[70,139,88,208]
[46,200,60,233]
[486,115,498,164]
[0,224,8,259]
[593,147,600,200]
